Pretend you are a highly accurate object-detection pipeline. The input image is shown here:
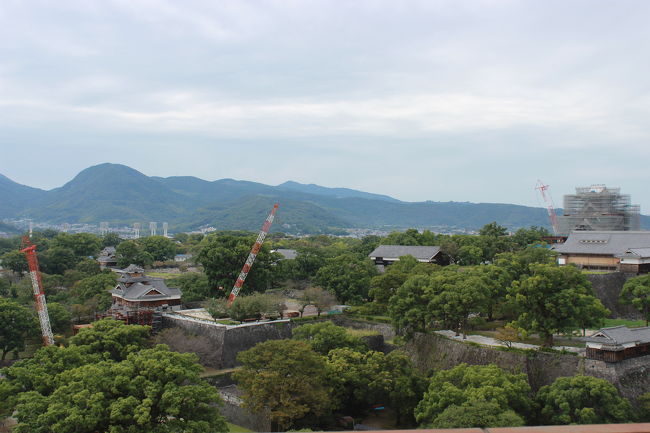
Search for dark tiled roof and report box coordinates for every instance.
[586,325,650,345]
[369,245,441,261]
[112,278,181,301]
[553,231,650,255]
[618,247,650,258]
[273,249,298,260]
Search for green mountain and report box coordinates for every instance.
[0,173,48,218]
[4,163,647,234]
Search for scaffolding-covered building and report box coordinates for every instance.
[556,185,640,236]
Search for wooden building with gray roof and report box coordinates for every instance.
[553,231,650,273]
[586,325,650,362]
[368,245,449,270]
[110,265,182,312]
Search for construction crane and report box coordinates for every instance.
[20,238,55,346]
[535,180,559,235]
[228,203,279,306]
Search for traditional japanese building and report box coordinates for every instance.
[368,245,450,271]
[110,264,182,312]
[586,325,650,363]
[553,231,650,273]
[97,246,118,270]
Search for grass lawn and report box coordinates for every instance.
[603,318,647,328]
[227,422,252,433]
[145,272,182,279]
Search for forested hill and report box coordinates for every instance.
[3,163,645,234]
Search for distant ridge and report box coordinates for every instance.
[2,163,646,234]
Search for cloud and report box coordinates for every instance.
[1,0,650,210]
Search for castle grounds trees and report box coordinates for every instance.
[234,340,333,431]
[507,264,607,346]
[314,253,377,304]
[535,375,632,425]
[292,322,367,355]
[0,298,37,360]
[1,320,226,433]
[414,363,533,428]
[197,233,279,294]
[0,250,28,274]
[326,348,426,426]
[13,346,226,433]
[620,274,650,325]
[140,235,177,261]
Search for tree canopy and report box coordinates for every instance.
[536,375,632,425]
[292,322,366,355]
[234,339,333,431]
[415,363,533,428]
[620,274,650,325]
[0,298,38,360]
[314,253,377,304]
[507,264,608,346]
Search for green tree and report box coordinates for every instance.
[169,273,212,302]
[70,272,117,311]
[427,270,488,337]
[620,274,650,325]
[471,264,513,319]
[226,292,285,321]
[325,348,426,424]
[512,226,551,247]
[197,234,279,295]
[292,322,366,355]
[479,222,508,238]
[457,245,483,266]
[432,401,525,429]
[415,363,533,428]
[40,246,78,274]
[101,232,122,248]
[140,235,177,261]
[314,253,377,304]
[0,249,28,274]
[507,264,607,346]
[234,340,333,431]
[12,345,226,433]
[74,257,102,275]
[388,274,432,336]
[0,298,38,360]
[46,302,72,334]
[536,375,632,425]
[116,240,154,268]
[369,255,439,305]
[69,318,150,361]
[0,276,11,297]
[51,232,102,258]
[638,392,650,422]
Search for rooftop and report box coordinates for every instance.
[553,231,650,255]
[369,245,441,261]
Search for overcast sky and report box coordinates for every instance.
[1,0,650,210]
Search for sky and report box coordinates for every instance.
[1,0,650,211]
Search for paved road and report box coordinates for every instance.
[434,330,585,354]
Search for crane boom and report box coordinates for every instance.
[20,240,55,346]
[228,203,279,306]
[535,180,559,235]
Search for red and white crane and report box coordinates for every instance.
[228,203,279,306]
[535,180,559,235]
[20,238,55,346]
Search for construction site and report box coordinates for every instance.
[556,185,641,236]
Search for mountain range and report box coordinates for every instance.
[2,163,648,234]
